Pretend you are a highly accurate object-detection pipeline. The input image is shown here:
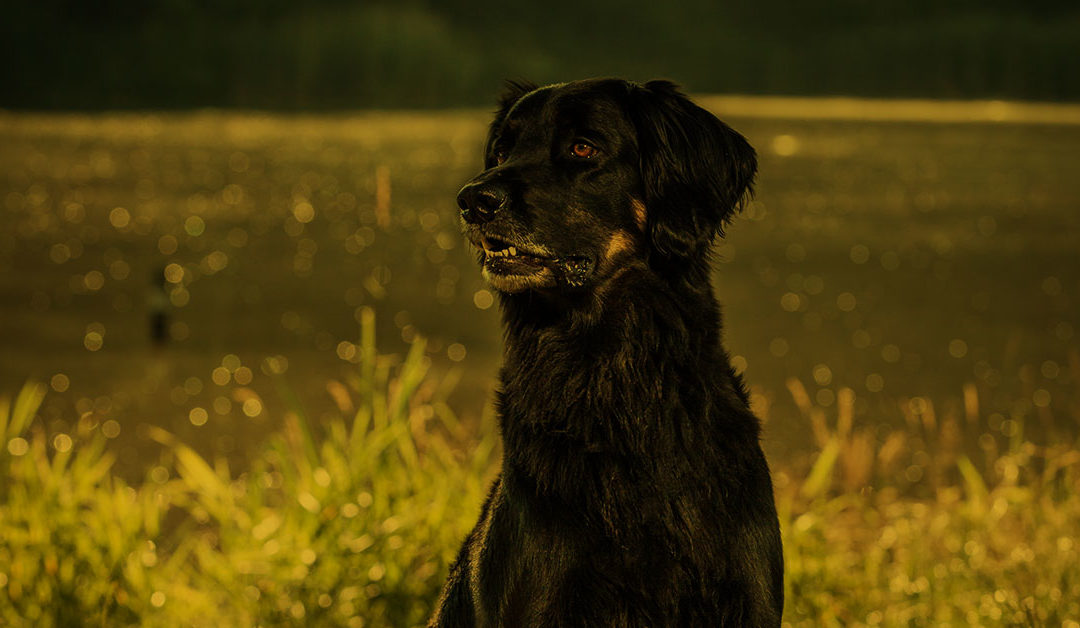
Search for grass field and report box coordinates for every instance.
[1,99,1079,624]
[1,102,1077,470]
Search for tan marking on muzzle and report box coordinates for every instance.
[630,198,647,232]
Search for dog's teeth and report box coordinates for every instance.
[481,243,519,258]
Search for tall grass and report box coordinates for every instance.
[0,381,186,626]
[0,309,497,627]
[777,377,1080,626]
[2,317,1078,625]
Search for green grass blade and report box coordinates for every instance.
[174,444,233,519]
[10,381,46,437]
[956,454,988,511]
[0,394,9,440]
[801,437,841,500]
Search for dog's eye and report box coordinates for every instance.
[571,142,598,159]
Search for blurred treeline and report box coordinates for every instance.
[2,0,1078,109]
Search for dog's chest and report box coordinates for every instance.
[470,475,695,626]
[470,483,581,623]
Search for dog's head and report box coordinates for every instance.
[457,78,756,294]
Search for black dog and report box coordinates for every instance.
[430,78,783,627]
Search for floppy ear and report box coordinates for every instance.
[484,80,538,160]
[496,79,537,114]
[628,80,757,263]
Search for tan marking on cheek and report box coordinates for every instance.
[630,198,647,232]
[604,231,635,261]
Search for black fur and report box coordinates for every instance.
[432,78,783,627]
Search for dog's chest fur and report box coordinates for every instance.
[462,282,772,625]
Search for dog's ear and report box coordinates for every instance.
[484,80,538,159]
[628,80,757,262]
[496,79,537,113]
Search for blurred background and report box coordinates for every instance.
[3,0,1079,109]
[2,1,1080,625]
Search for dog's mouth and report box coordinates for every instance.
[470,235,593,292]
[477,236,549,269]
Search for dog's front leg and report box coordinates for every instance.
[428,540,476,627]
[430,478,506,627]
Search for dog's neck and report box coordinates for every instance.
[493,267,753,504]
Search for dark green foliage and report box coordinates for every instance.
[1,0,1078,109]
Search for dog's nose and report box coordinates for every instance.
[457,182,508,224]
